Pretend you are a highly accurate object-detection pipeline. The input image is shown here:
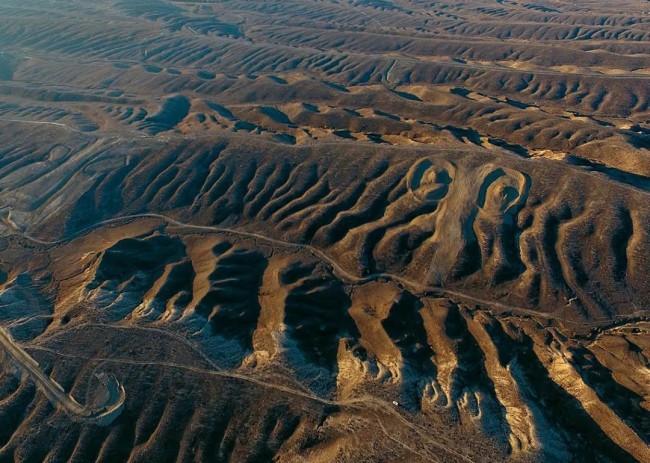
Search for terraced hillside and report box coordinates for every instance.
[0,0,648,462]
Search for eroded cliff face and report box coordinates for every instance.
[0,216,646,462]
[1,133,648,324]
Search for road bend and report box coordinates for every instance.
[0,325,125,425]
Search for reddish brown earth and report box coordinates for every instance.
[0,1,648,462]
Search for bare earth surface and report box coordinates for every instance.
[0,1,648,462]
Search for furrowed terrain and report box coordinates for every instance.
[0,1,648,462]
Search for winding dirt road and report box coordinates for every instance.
[26,342,476,463]
[5,211,644,327]
[0,325,125,425]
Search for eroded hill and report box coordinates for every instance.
[0,1,648,462]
